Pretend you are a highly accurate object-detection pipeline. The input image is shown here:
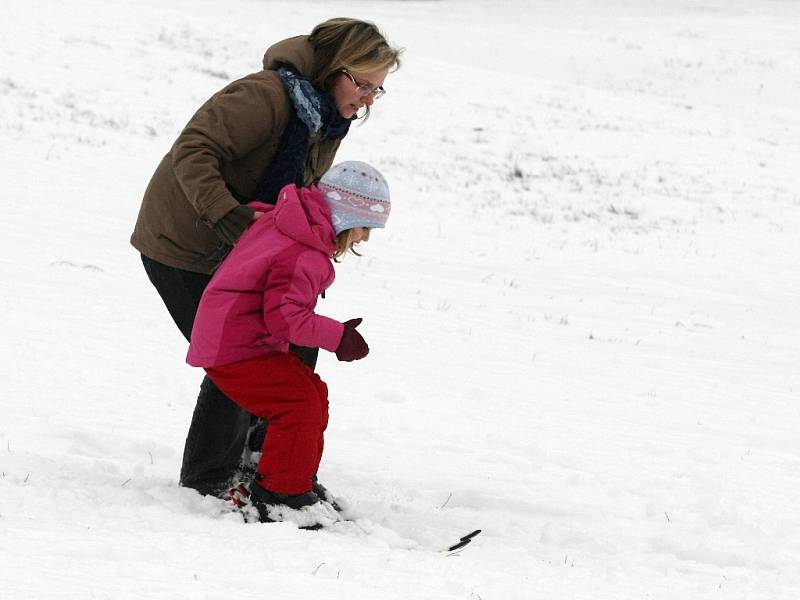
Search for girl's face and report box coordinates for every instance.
[330,67,390,119]
[349,227,371,245]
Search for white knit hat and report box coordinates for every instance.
[317,161,391,235]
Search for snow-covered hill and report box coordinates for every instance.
[2,1,799,598]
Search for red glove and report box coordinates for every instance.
[335,318,369,362]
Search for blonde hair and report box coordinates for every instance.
[332,228,368,261]
[309,18,402,118]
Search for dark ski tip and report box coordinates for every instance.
[447,529,482,552]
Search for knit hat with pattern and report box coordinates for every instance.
[317,161,391,235]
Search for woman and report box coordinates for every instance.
[130,18,401,498]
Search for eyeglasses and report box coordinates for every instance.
[341,69,386,100]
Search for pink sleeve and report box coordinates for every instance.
[262,249,344,352]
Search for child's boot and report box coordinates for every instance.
[248,483,339,529]
[311,475,342,512]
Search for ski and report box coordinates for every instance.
[225,481,481,553]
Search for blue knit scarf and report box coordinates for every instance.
[250,67,352,204]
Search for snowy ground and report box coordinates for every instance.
[2,0,800,598]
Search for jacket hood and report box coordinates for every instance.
[262,35,315,77]
[271,185,336,255]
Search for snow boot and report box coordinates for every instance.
[247,483,340,529]
[311,475,342,512]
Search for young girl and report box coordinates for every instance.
[186,161,390,526]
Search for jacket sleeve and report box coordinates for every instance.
[171,75,288,226]
[262,249,344,352]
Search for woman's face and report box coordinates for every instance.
[330,67,390,119]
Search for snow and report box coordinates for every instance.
[2,0,799,598]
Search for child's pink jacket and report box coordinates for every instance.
[186,185,345,368]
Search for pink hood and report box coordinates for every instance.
[187,185,344,368]
[260,184,335,254]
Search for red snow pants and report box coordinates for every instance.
[205,352,328,495]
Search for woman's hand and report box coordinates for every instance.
[252,211,265,221]
[214,205,257,245]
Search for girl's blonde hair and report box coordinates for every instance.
[309,18,402,117]
[333,228,369,261]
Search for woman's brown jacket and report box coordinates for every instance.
[130,35,342,274]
